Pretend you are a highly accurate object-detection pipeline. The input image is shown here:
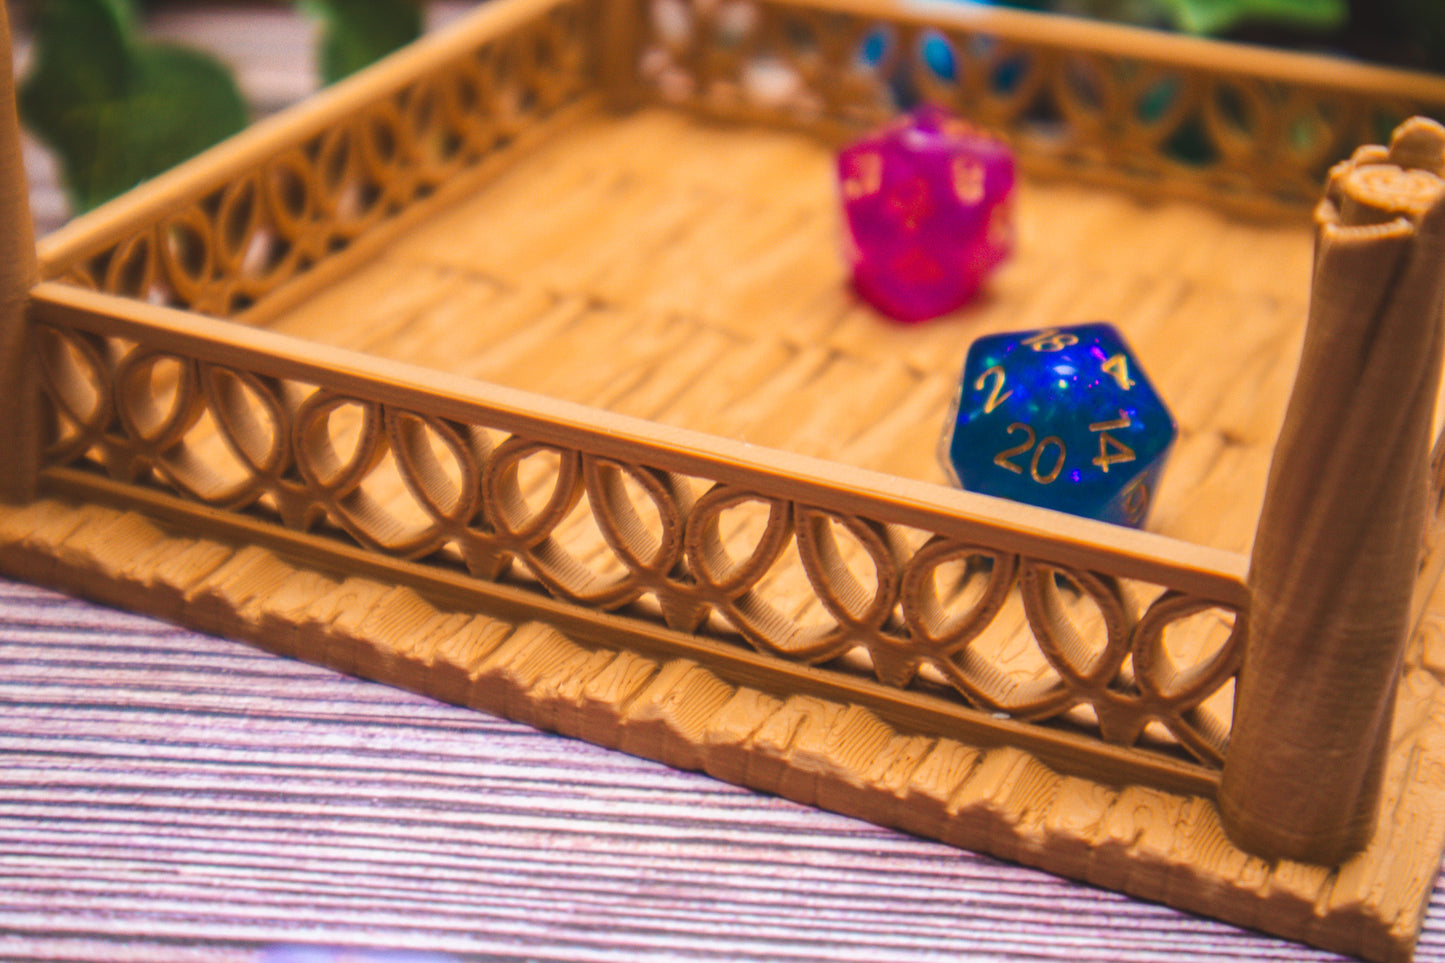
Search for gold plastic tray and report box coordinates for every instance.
[6,0,1445,958]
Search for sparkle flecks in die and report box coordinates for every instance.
[838,105,1016,323]
[944,323,1177,528]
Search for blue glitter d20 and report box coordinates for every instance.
[944,323,1176,528]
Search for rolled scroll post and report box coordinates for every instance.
[0,1,38,504]
[1219,117,1445,865]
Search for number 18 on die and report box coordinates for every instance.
[943,323,1177,528]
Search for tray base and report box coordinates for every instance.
[6,494,1445,962]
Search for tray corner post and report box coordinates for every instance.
[0,2,40,506]
[1219,117,1445,866]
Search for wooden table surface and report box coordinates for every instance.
[14,568,1445,963]
[6,4,1445,961]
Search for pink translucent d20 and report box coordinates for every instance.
[837,106,1016,323]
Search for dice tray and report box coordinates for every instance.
[6,0,1445,958]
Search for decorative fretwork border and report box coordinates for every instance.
[32,282,1250,785]
[627,0,1445,215]
[34,0,594,317]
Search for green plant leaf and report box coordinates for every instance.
[19,0,248,212]
[299,0,423,85]
[19,0,131,183]
[1147,0,1346,35]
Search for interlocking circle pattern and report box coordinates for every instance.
[38,315,1248,769]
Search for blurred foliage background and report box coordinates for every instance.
[15,0,423,212]
[10,0,1445,213]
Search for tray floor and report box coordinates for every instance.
[262,104,1318,555]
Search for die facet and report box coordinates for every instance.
[837,105,1016,323]
[943,323,1176,528]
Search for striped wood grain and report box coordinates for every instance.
[6,496,1445,961]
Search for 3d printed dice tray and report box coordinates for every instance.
[5,0,1445,959]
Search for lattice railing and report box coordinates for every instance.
[631,0,1445,213]
[20,0,1324,780]
[33,287,1248,773]
[37,0,593,316]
